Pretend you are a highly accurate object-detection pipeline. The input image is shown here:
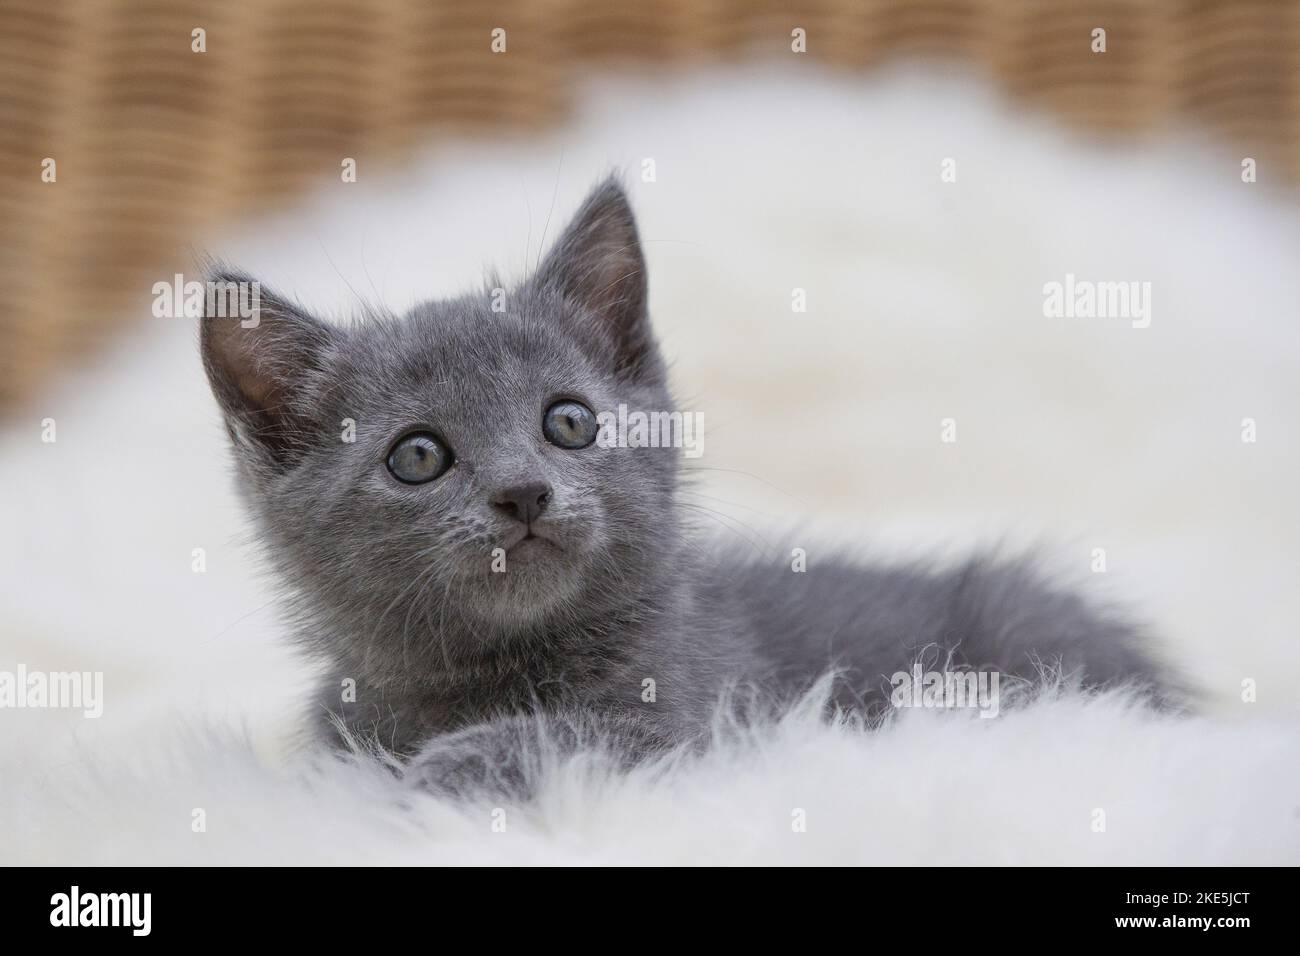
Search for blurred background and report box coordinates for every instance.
[3,0,1299,407]
[2,0,1300,864]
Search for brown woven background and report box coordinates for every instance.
[2,0,1298,411]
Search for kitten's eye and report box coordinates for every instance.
[386,433,452,484]
[543,400,598,450]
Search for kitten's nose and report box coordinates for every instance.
[490,482,552,525]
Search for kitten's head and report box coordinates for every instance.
[202,179,680,667]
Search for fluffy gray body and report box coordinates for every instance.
[201,179,1172,795]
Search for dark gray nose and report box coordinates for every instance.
[491,482,552,525]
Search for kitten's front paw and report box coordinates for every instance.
[403,726,535,800]
[404,745,501,798]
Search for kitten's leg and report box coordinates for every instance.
[403,710,669,799]
[931,557,1180,706]
[742,554,1183,713]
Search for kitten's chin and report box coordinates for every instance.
[467,548,586,630]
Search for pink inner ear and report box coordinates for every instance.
[211,319,280,411]
[233,363,280,411]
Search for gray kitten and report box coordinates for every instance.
[201,178,1175,796]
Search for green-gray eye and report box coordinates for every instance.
[543,400,598,449]
[387,433,452,484]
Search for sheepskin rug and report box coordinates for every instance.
[3,64,1298,865]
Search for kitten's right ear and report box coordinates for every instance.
[200,270,339,468]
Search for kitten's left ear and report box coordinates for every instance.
[536,177,662,383]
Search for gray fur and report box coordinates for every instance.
[201,177,1176,797]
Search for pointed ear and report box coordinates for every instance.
[535,178,662,382]
[199,269,339,468]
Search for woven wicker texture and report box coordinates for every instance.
[2,0,1298,408]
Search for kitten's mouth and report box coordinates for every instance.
[504,527,562,555]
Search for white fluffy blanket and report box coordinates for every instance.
[3,65,1298,865]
